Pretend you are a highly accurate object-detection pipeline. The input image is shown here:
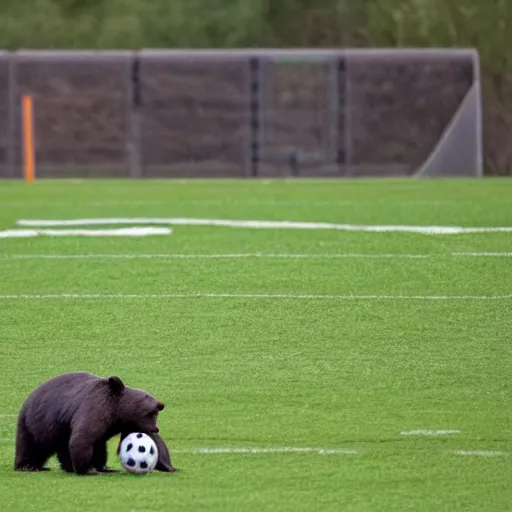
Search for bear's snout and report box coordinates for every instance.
[157,401,164,411]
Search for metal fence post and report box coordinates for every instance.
[343,53,352,176]
[128,51,143,178]
[249,57,260,177]
[337,54,347,175]
[7,51,18,178]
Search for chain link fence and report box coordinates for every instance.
[0,48,481,179]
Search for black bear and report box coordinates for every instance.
[14,371,173,475]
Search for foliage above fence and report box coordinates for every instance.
[1,0,510,62]
[0,0,510,174]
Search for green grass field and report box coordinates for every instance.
[1,178,511,511]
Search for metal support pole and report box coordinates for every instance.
[336,55,347,174]
[128,52,143,178]
[249,57,260,177]
[7,51,18,178]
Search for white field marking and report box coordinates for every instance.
[0,414,17,418]
[450,450,507,457]
[1,252,512,261]
[0,227,172,238]
[0,253,431,261]
[15,218,512,235]
[173,447,359,455]
[400,429,461,436]
[88,200,362,207]
[0,293,510,301]
[0,439,505,457]
[453,252,512,257]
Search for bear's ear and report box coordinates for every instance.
[107,376,125,393]
[157,401,165,411]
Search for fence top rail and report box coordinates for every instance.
[139,48,479,60]
[7,47,479,62]
[13,49,134,61]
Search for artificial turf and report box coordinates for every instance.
[0,178,511,511]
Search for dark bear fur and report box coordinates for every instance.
[14,372,168,475]
[117,432,178,472]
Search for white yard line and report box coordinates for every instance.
[450,450,507,457]
[400,430,460,436]
[0,438,506,457]
[1,199,475,207]
[0,253,430,260]
[15,218,512,235]
[0,293,510,301]
[0,228,172,238]
[1,252,511,260]
[175,447,359,455]
[452,252,512,257]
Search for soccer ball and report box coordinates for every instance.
[118,432,159,474]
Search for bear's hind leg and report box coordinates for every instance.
[14,417,51,472]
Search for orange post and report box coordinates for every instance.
[22,95,35,183]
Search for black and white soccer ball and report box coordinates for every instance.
[118,432,159,474]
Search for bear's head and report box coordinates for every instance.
[106,376,164,435]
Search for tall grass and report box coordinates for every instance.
[0,0,510,173]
